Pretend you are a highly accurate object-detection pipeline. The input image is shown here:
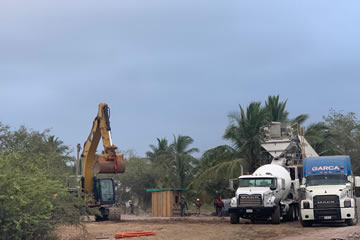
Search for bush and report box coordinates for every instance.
[0,153,88,240]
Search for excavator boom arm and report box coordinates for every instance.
[81,103,125,198]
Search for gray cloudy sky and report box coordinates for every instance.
[1,0,359,157]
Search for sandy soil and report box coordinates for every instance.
[57,214,360,240]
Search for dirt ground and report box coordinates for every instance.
[57,214,360,240]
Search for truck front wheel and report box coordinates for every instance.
[230,212,239,224]
[346,210,358,226]
[299,215,313,227]
[271,205,280,224]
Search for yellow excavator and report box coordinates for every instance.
[79,103,125,221]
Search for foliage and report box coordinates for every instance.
[224,102,269,172]
[169,135,200,188]
[0,124,89,240]
[323,110,360,174]
[116,157,158,210]
[145,135,199,189]
[0,153,88,240]
[304,110,360,174]
[189,145,242,198]
[265,95,288,122]
[199,145,238,169]
[305,122,332,155]
[146,138,170,163]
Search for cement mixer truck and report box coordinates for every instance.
[228,164,298,224]
[228,122,318,224]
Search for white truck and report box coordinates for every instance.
[228,122,318,224]
[299,155,360,227]
[229,164,298,224]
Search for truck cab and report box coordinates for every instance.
[300,155,360,226]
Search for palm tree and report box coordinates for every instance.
[265,95,309,127]
[304,122,333,155]
[190,145,244,197]
[224,102,268,173]
[265,95,288,122]
[169,135,199,189]
[146,138,170,163]
[45,135,69,154]
[200,145,238,169]
[291,114,309,126]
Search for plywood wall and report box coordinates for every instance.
[151,191,179,217]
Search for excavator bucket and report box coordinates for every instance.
[93,154,125,174]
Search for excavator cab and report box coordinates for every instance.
[94,178,116,204]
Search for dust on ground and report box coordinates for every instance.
[57,214,360,240]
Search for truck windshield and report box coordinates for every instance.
[239,178,276,188]
[306,174,348,186]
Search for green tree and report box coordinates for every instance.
[0,123,89,239]
[45,135,69,155]
[305,122,332,155]
[146,138,170,161]
[190,145,243,198]
[323,110,360,174]
[169,135,199,189]
[145,138,173,187]
[265,95,288,122]
[224,102,268,172]
[0,151,88,240]
[116,157,158,210]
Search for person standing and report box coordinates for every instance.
[215,196,224,217]
[180,196,188,217]
[195,198,201,216]
[129,200,134,215]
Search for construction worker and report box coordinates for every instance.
[215,196,224,217]
[180,196,188,217]
[129,200,134,215]
[195,198,201,216]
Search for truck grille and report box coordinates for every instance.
[313,195,339,209]
[238,194,262,206]
[314,208,341,220]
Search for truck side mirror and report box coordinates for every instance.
[228,178,238,191]
[354,176,360,198]
[228,179,234,191]
[355,176,360,187]
[270,186,276,191]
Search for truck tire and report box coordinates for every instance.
[285,205,295,222]
[346,210,358,226]
[108,207,121,222]
[299,215,313,227]
[294,205,299,220]
[271,205,280,224]
[230,212,239,224]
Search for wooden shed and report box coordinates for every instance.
[146,188,186,217]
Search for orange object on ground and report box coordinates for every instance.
[114,232,156,238]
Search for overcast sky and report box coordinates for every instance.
[1,0,360,157]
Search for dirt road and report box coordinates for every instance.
[57,215,360,240]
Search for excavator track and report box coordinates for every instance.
[108,207,121,221]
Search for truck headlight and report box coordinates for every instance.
[303,201,310,209]
[344,200,352,208]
